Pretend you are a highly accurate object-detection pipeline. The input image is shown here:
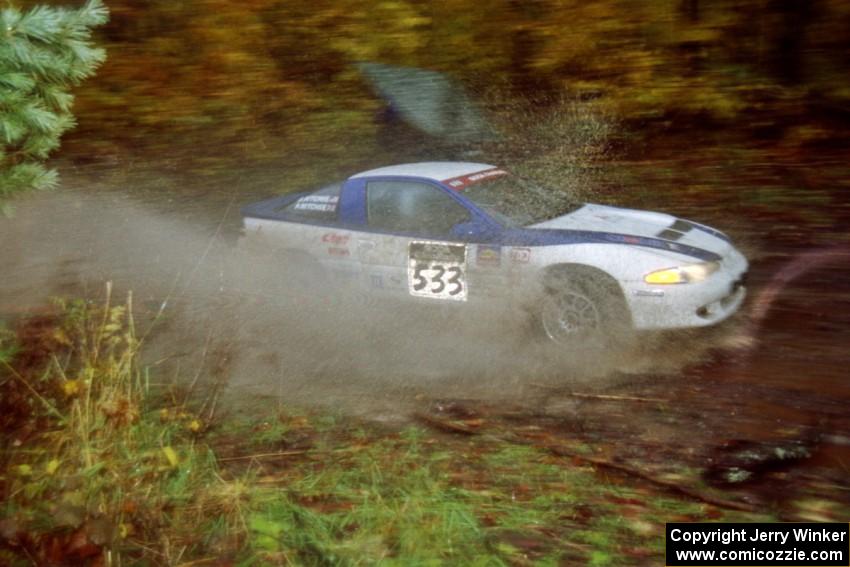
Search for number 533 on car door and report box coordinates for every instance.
[407,241,468,301]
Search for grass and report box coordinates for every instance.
[1,291,771,566]
[0,287,248,565]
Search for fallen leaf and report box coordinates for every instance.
[66,526,102,559]
[162,446,179,468]
[53,503,86,528]
[86,516,114,546]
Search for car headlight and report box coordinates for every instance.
[644,261,719,284]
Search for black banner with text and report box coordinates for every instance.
[666,523,849,566]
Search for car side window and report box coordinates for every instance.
[367,181,470,235]
[278,183,342,222]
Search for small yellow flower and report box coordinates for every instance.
[188,419,203,433]
[62,380,81,397]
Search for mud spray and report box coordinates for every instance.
[0,183,757,423]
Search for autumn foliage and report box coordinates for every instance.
[50,0,850,167]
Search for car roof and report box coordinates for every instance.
[349,161,497,183]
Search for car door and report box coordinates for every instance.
[357,178,502,304]
[358,179,507,304]
[268,183,362,283]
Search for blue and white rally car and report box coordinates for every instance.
[241,162,747,344]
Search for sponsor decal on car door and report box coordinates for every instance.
[314,228,359,281]
[356,234,409,293]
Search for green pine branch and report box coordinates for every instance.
[0,0,108,212]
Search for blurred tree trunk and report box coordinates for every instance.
[677,0,705,77]
[768,0,816,85]
[507,0,553,95]
[680,0,699,22]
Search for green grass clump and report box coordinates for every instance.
[0,286,248,565]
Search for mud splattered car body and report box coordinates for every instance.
[241,162,748,342]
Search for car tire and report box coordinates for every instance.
[537,269,632,350]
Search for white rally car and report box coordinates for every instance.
[241,162,748,344]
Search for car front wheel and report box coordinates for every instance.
[537,270,631,349]
[540,288,603,343]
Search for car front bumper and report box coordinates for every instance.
[625,248,749,330]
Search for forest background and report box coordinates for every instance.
[22,0,850,179]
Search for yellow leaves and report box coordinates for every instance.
[62,379,82,397]
[15,464,32,476]
[326,0,430,61]
[162,446,180,468]
[159,407,206,434]
[46,459,61,475]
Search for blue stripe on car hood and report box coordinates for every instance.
[689,222,730,243]
[500,228,722,262]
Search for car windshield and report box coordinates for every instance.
[460,172,583,226]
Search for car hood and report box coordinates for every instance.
[530,204,732,257]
